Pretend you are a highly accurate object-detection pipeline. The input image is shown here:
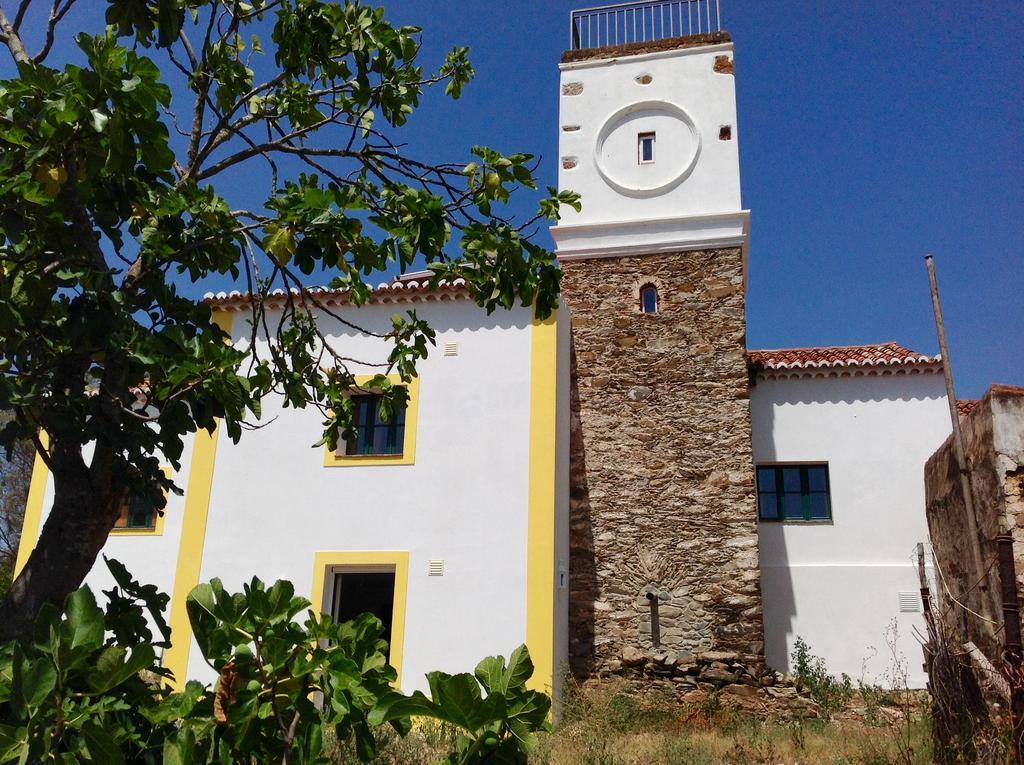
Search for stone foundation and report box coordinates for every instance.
[580,649,930,722]
[602,648,820,717]
[562,248,763,678]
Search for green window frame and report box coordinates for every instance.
[756,464,832,522]
[345,394,407,457]
[113,493,156,530]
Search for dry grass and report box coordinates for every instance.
[530,681,933,765]
[329,680,936,764]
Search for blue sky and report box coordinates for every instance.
[372,0,1023,398]
[7,0,1022,397]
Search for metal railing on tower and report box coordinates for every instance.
[569,0,722,51]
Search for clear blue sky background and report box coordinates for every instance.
[7,0,1022,397]
[369,0,1023,399]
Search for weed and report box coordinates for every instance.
[792,636,854,719]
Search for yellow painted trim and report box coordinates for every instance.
[163,309,232,687]
[526,312,558,692]
[322,375,420,467]
[310,551,409,688]
[14,432,50,578]
[109,467,173,537]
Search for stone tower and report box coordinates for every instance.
[551,10,762,675]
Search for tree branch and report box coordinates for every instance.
[0,5,30,63]
[31,0,75,64]
[11,0,30,31]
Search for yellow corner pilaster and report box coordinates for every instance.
[13,432,50,578]
[526,312,558,692]
[163,310,232,687]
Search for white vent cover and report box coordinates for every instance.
[898,591,921,613]
[427,559,445,576]
[443,342,459,357]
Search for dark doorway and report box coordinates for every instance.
[329,570,396,660]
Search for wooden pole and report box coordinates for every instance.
[925,256,987,606]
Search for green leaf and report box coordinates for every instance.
[88,644,155,692]
[19,658,56,708]
[162,727,195,765]
[81,721,124,765]
[263,223,296,265]
[156,0,184,46]
[144,681,205,725]
[65,587,104,653]
[0,724,28,763]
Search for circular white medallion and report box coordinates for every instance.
[593,100,701,198]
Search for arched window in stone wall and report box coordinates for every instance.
[639,284,658,314]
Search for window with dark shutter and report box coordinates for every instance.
[756,464,832,522]
[345,394,407,456]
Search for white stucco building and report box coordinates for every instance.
[749,345,951,686]
[15,4,967,695]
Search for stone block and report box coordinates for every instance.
[699,668,737,684]
[622,646,646,667]
[722,683,759,697]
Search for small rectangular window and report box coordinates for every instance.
[638,132,655,164]
[345,394,407,456]
[756,464,832,522]
[113,493,157,530]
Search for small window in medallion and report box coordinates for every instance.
[638,132,655,164]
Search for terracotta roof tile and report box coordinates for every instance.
[748,342,941,371]
[203,279,470,311]
[956,399,979,418]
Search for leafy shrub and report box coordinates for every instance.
[369,644,550,763]
[791,636,853,719]
[0,559,549,764]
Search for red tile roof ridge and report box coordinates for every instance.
[751,340,905,354]
[203,279,471,310]
[748,342,941,371]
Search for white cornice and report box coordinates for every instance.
[754,364,944,382]
[551,210,749,261]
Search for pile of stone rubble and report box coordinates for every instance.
[606,647,827,718]
[595,647,929,722]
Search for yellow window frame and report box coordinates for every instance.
[109,466,173,537]
[309,551,409,687]
[322,374,419,467]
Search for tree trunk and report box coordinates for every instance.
[0,439,120,642]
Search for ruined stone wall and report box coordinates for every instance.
[562,248,762,677]
[925,385,1024,662]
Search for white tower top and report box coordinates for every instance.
[551,1,748,261]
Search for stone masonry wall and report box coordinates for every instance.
[562,248,763,678]
[925,385,1024,663]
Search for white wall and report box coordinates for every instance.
[552,42,747,258]
[186,299,539,691]
[17,297,569,695]
[751,370,951,687]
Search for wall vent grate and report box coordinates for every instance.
[898,591,921,613]
[443,342,459,357]
[428,560,445,576]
